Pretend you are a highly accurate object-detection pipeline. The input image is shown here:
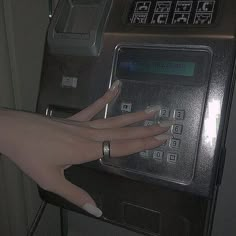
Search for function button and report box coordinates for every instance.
[174,109,185,120]
[134,1,151,13]
[170,138,181,149]
[144,120,155,127]
[121,102,132,113]
[196,1,215,13]
[194,13,213,25]
[160,108,170,118]
[131,14,148,24]
[167,153,178,164]
[151,13,169,24]
[172,124,183,135]
[175,1,193,13]
[153,150,164,161]
[154,1,172,13]
[172,13,190,24]
[139,150,150,158]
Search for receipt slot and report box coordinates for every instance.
[37,0,236,235]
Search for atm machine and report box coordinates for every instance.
[36,0,236,235]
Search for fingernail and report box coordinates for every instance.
[110,80,121,91]
[145,105,161,114]
[155,134,172,141]
[82,203,103,218]
[158,120,175,128]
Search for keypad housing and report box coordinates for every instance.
[102,46,212,185]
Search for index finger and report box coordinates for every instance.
[69,80,121,122]
[89,105,161,129]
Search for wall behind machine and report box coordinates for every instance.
[0,0,60,235]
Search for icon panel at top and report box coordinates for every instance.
[129,0,217,25]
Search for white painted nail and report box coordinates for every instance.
[145,105,161,114]
[82,203,103,218]
[110,80,121,91]
[155,134,172,141]
[158,120,175,128]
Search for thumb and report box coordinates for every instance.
[44,172,103,218]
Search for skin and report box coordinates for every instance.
[0,81,170,216]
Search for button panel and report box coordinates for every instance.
[103,46,212,186]
[138,105,185,165]
[128,0,218,25]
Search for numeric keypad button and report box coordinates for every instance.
[160,108,170,118]
[144,120,155,126]
[174,110,185,120]
[170,138,181,149]
[153,150,164,161]
[167,153,178,164]
[121,102,132,112]
[139,150,149,158]
[172,124,183,135]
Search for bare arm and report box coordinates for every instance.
[0,80,172,217]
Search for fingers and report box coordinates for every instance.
[110,134,172,157]
[69,80,121,122]
[61,133,171,164]
[89,105,161,129]
[75,134,171,162]
[41,170,102,218]
[77,121,173,142]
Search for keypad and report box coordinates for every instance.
[138,105,186,165]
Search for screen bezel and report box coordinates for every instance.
[113,45,212,86]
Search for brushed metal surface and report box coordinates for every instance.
[102,45,212,186]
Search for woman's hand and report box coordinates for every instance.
[0,80,172,217]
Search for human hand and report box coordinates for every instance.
[0,80,172,217]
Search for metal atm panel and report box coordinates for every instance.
[36,0,236,235]
[102,45,212,187]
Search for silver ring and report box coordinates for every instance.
[103,141,111,159]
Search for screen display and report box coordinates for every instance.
[117,60,196,77]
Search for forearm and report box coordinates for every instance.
[0,109,39,161]
[0,109,21,158]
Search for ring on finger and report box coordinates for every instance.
[102,141,111,159]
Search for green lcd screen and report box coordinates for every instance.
[117,60,196,77]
